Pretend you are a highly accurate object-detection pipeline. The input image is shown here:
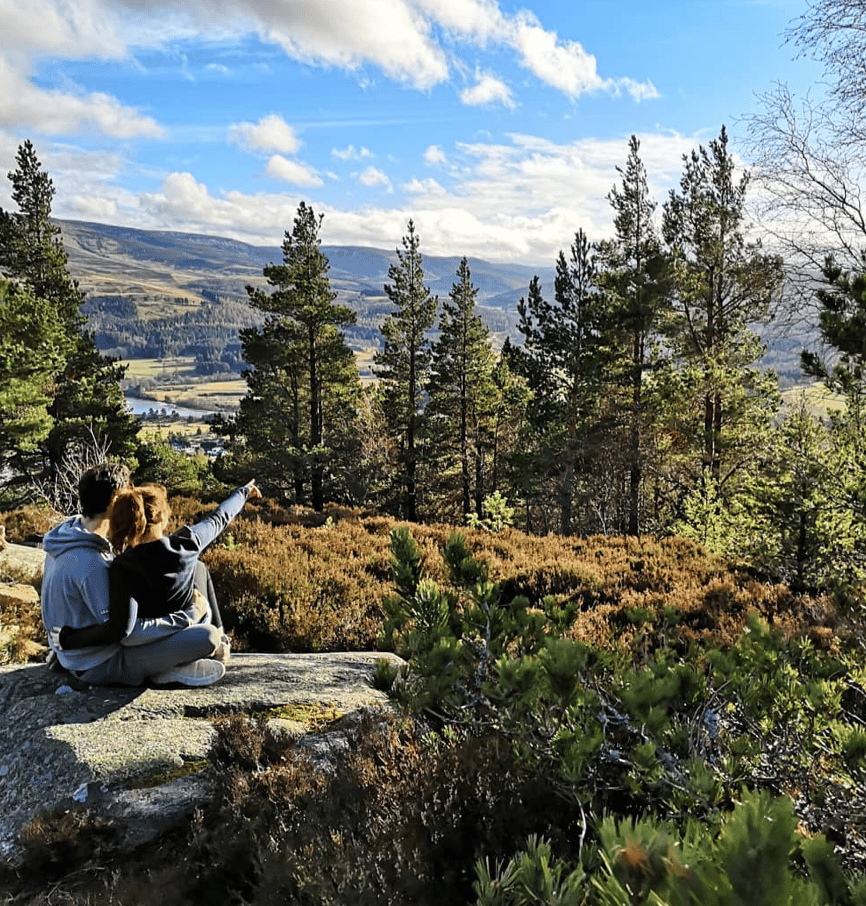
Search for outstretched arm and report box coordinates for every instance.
[181,480,260,552]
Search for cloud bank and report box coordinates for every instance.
[0,0,657,140]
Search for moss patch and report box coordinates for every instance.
[257,702,343,730]
[127,759,209,790]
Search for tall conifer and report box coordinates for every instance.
[228,203,359,509]
[426,257,498,522]
[0,141,138,489]
[596,135,672,535]
[513,230,610,535]
[662,127,783,492]
[374,220,437,522]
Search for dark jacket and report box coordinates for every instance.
[108,485,253,641]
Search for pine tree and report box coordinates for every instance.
[0,141,139,486]
[745,400,857,590]
[225,203,360,508]
[802,258,866,420]
[0,278,70,481]
[0,142,77,323]
[426,258,499,523]
[798,256,866,580]
[374,220,438,522]
[216,319,308,501]
[661,126,783,497]
[596,135,672,535]
[512,231,610,535]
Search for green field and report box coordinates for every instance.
[123,356,198,380]
[124,347,382,402]
[780,382,846,417]
[122,357,244,413]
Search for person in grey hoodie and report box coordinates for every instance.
[41,462,225,687]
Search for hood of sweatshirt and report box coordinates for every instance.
[42,516,112,559]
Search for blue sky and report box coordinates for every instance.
[0,0,825,264]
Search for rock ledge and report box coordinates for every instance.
[0,651,402,865]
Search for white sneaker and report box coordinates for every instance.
[151,658,225,687]
[213,634,231,665]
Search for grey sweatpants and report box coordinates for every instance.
[71,562,224,686]
[75,623,222,686]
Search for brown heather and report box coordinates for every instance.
[1,504,59,544]
[192,499,841,659]
[0,498,844,662]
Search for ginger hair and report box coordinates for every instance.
[109,484,171,552]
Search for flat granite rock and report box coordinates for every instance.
[0,542,46,581]
[0,651,403,865]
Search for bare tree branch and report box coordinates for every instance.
[31,425,113,516]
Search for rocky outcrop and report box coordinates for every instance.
[0,651,403,867]
[0,541,45,580]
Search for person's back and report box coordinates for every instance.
[108,481,260,623]
[42,513,116,672]
[41,462,130,673]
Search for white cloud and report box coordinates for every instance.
[424,144,447,166]
[404,177,446,195]
[229,113,301,154]
[265,154,323,187]
[332,144,373,161]
[126,131,700,264]
[71,194,118,220]
[252,0,449,89]
[617,77,660,103]
[20,129,699,265]
[0,58,163,138]
[0,0,658,149]
[0,0,165,137]
[505,11,657,102]
[415,0,508,44]
[0,0,126,61]
[355,166,392,190]
[511,15,605,98]
[427,130,697,254]
[460,71,515,109]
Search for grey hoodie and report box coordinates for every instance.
[41,516,119,673]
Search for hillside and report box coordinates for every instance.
[1,504,864,902]
[59,219,554,346]
[58,218,812,388]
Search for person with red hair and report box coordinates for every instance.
[44,467,260,688]
[106,480,261,662]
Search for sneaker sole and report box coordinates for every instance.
[152,661,226,687]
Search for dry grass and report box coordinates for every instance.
[354,345,379,384]
[780,383,846,417]
[122,356,198,379]
[0,497,842,665]
[195,502,838,658]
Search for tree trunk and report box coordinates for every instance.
[628,333,643,536]
[460,378,470,521]
[291,378,304,505]
[309,328,324,511]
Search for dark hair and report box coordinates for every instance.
[109,484,171,552]
[77,462,131,518]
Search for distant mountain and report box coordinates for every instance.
[56,219,809,384]
[58,219,554,316]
